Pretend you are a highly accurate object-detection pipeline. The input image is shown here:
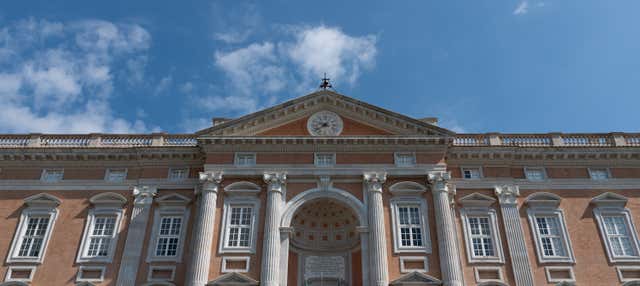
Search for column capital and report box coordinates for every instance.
[427,171,452,193]
[263,172,287,193]
[363,172,387,193]
[494,184,520,205]
[132,185,157,205]
[198,171,223,194]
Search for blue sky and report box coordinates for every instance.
[1,0,639,134]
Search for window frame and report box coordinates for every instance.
[76,208,124,263]
[524,167,547,181]
[146,194,191,263]
[218,197,260,254]
[167,167,190,181]
[40,168,64,182]
[460,208,505,264]
[588,167,611,180]
[314,152,336,167]
[234,152,256,167]
[394,152,416,167]
[390,197,431,253]
[526,208,575,263]
[594,208,640,263]
[461,167,483,180]
[104,168,128,182]
[7,194,60,264]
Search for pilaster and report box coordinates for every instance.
[115,185,157,286]
[427,171,464,286]
[185,171,223,286]
[261,172,286,286]
[363,171,389,286]
[494,185,535,286]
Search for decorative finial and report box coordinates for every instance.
[319,73,332,90]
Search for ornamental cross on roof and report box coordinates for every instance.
[319,73,332,90]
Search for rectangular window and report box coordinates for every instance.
[468,217,495,257]
[17,216,50,257]
[234,153,256,166]
[314,153,336,167]
[155,216,183,257]
[41,169,63,182]
[85,216,117,257]
[462,167,482,179]
[534,216,566,257]
[395,152,416,167]
[168,168,189,181]
[105,168,127,182]
[525,167,546,181]
[590,168,611,180]
[226,207,253,248]
[602,215,637,257]
[397,205,423,247]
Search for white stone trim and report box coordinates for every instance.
[524,166,547,181]
[234,152,256,167]
[314,152,336,167]
[147,265,176,282]
[593,207,640,263]
[459,208,505,264]
[7,194,60,264]
[167,167,190,181]
[204,164,447,177]
[473,266,504,283]
[146,196,190,262]
[221,256,251,273]
[40,168,64,182]
[616,266,640,283]
[526,206,575,264]
[76,207,125,263]
[399,256,428,273]
[4,266,36,282]
[104,168,128,182]
[544,266,575,283]
[76,265,106,283]
[451,178,640,190]
[588,167,612,180]
[390,197,432,253]
[394,152,416,167]
[460,166,483,180]
[218,197,260,254]
[0,179,198,191]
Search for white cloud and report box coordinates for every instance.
[514,1,529,15]
[0,18,153,133]
[154,75,173,96]
[179,82,194,94]
[210,25,377,113]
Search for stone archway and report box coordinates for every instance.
[279,187,369,286]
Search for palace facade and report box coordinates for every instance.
[0,90,639,286]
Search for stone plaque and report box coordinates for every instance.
[304,255,345,280]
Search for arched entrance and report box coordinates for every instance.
[280,188,368,286]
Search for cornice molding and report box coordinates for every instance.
[0,179,198,191]
[452,178,640,190]
[204,164,447,177]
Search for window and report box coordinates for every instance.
[589,168,611,180]
[168,167,189,181]
[155,216,182,256]
[104,168,127,182]
[219,196,260,254]
[234,153,256,166]
[390,196,431,253]
[8,193,60,263]
[459,193,505,263]
[525,193,575,263]
[41,168,63,182]
[525,167,546,181]
[395,152,416,167]
[592,192,640,263]
[461,167,482,179]
[147,193,191,262]
[77,192,126,263]
[314,153,335,167]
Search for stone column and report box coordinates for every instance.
[428,172,464,286]
[261,172,286,286]
[363,172,389,286]
[279,226,294,286]
[185,171,223,286]
[495,185,535,286]
[116,186,157,286]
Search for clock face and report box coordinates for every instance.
[307,111,344,136]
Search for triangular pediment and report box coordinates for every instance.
[591,192,628,208]
[196,91,454,137]
[459,192,497,207]
[389,271,442,285]
[206,272,259,286]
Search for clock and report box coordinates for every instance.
[307,111,344,136]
